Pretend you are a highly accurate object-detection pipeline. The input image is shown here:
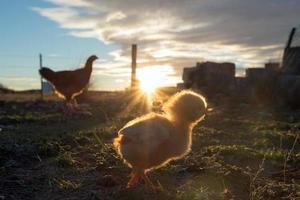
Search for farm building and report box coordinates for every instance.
[182,62,235,95]
[278,27,300,107]
[281,27,300,75]
[180,27,300,106]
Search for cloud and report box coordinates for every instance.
[33,0,300,89]
[0,76,37,81]
[0,76,40,90]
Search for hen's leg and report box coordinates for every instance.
[71,98,92,115]
[62,99,74,115]
[127,171,141,189]
[141,172,156,192]
[71,98,79,109]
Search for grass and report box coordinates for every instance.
[0,91,300,200]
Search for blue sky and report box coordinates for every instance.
[0,0,118,90]
[1,0,299,90]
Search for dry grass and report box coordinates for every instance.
[0,90,299,200]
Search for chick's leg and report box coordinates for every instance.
[141,172,156,192]
[127,171,141,189]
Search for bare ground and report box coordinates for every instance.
[0,91,299,200]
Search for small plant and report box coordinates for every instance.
[283,134,299,183]
[176,184,210,200]
[55,152,75,167]
[248,156,266,200]
[50,178,81,190]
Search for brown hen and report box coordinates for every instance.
[39,55,98,115]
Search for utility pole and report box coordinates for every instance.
[131,44,137,88]
[286,27,296,49]
[39,53,43,100]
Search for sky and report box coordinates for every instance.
[0,0,300,91]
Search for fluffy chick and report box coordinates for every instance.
[113,90,208,191]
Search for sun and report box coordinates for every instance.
[120,65,176,114]
[138,74,160,94]
[137,66,169,94]
[140,81,157,94]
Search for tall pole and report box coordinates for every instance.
[286,27,296,49]
[282,27,297,71]
[131,44,137,88]
[39,53,43,100]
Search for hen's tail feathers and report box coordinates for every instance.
[39,67,56,83]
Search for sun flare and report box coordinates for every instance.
[137,65,174,94]
[140,80,157,94]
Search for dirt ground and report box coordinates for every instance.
[0,91,299,200]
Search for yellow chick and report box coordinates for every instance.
[113,90,208,191]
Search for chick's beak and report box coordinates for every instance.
[205,107,213,115]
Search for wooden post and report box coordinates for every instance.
[39,53,43,100]
[131,44,137,88]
